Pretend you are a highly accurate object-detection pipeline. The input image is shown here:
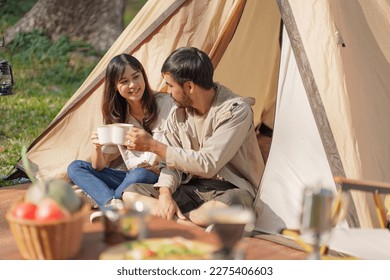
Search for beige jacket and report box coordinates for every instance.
[154,83,264,198]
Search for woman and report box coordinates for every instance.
[67,54,174,209]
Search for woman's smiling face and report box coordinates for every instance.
[116,65,146,102]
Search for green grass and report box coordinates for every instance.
[0,0,146,186]
[0,0,36,31]
[0,31,102,186]
[124,0,148,25]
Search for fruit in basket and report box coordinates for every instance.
[13,202,37,220]
[6,147,87,260]
[46,179,81,213]
[24,182,45,204]
[25,179,81,214]
[15,147,81,222]
[35,198,69,222]
[12,179,82,222]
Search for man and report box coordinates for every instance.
[123,47,264,227]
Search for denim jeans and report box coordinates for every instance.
[67,160,158,207]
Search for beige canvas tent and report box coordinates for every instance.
[10,0,390,233]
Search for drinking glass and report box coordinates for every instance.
[101,200,149,244]
[119,200,149,240]
[300,187,334,259]
[208,206,255,259]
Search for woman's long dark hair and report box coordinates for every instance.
[102,54,157,134]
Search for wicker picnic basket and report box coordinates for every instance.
[6,201,89,260]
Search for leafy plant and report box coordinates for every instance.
[20,145,37,183]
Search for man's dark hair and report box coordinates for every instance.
[161,47,214,89]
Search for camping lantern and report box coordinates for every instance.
[0,60,14,96]
[0,37,15,96]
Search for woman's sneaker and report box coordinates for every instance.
[72,186,99,209]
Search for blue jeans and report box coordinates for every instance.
[67,160,158,207]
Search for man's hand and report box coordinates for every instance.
[126,127,167,160]
[126,127,154,152]
[154,188,186,220]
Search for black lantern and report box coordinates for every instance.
[0,60,14,96]
[0,37,15,96]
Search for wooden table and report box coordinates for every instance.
[0,184,306,260]
[0,214,306,260]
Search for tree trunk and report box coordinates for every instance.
[4,0,125,51]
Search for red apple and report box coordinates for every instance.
[35,198,69,222]
[13,202,37,220]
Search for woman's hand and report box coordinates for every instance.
[91,132,102,148]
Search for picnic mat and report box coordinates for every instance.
[0,183,307,260]
[0,183,29,247]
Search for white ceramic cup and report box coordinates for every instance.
[112,124,134,145]
[97,125,113,145]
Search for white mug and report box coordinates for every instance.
[97,125,113,145]
[112,124,134,145]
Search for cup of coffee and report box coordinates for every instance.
[102,203,124,245]
[97,125,113,145]
[209,206,255,259]
[112,124,134,145]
